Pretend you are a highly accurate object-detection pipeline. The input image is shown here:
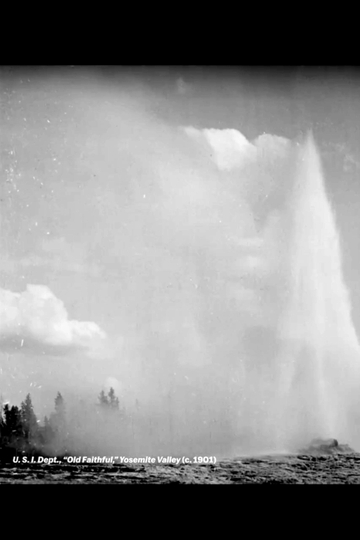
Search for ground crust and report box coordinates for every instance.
[2,453,360,484]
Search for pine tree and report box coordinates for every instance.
[20,394,38,443]
[55,392,65,416]
[108,387,120,410]
[0,403,4,447]
[42,415,54,445]
[49,392,68,455]
[0,395,5,420]
[98,390,109,408]
[3,404,23,448]
[97,387,126,422]
[50,392,66,434]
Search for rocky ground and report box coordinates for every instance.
[1,454,360,484]
[1,440,360,484]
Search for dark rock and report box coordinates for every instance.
[299,438,355,455]
[311,438,338,448]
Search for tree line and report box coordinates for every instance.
[0,387,122,462]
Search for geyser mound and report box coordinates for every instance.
[299,438,355,455]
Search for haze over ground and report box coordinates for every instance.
[1,66,360,455]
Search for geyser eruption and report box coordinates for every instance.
[274,132,360,452]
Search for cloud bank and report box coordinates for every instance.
[0,284,106,353]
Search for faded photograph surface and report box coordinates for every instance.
[1,66,360,483]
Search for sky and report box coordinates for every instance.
[1,65,360,430]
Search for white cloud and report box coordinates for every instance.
[184,126,257,170]
[0,284,106,352]
[183,126,291,182]
[252,133,290,159]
